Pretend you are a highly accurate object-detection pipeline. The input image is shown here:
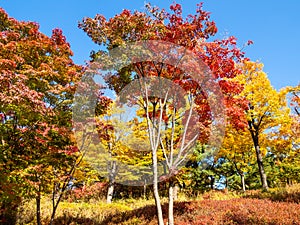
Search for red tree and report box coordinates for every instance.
[0,8,82,224]
[79,3,249,224]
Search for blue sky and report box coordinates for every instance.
[1,0,299,90]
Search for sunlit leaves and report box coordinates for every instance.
[0,8,82,217]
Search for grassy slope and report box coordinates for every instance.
[17,185,300,225]
[99,198,300,225]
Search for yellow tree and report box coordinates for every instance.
[289,84,300,116]
[234,61,291,190]
[218,124,256,191]
[289,85,300,183]
[272,84,300,185]
[89,101,153,203]
[290,84,300,151]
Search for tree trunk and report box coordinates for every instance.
[49,181,71,225]
[106,182,114,204]
[254,138,268,190]
[241,173,246,192]
[249,123,269,191]
[49,148,85,225]
[143,179,147,200]
[36,190,41,225]
[225,177,228,188]
[49,197,59,225]
[286,177,293,186]
[107,160,117,204]
[210,176,215,190]
[152,152,164,225]
[173,184,178,201]
[168,181,175,225]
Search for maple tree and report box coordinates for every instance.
[79,2,247,224]
[0,2,298,224]
[0,8,82,225]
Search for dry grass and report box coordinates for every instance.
[16,184,300,225]
[17,198,132,225]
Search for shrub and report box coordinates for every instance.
[180,198,300,225]
[243,183,300,203]
[65,182,108,203]
[100,198,300,224]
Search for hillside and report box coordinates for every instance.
[16,185,300,225]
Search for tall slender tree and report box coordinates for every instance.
[79,3,246,224]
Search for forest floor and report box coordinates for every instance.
[16,184,300,225]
